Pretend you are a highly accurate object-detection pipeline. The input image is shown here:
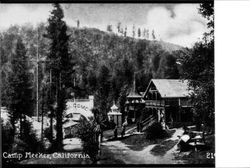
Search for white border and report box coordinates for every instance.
[216,1,250,167]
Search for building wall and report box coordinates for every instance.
[143,84,193,126]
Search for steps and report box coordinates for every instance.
[125,115,157,135]
[141,115,157,131]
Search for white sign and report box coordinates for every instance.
[66,97,94,119]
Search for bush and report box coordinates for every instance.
[77,119,100,163]
[2,119,45,163]
[2,119,14,152]
[2,120,15,164]
[21,120,45,152]
[145,122,166,140]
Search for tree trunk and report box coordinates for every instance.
[56,84,63,151]
[56,108,63,151]
[50,108,53,143]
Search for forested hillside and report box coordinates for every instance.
[1,23,184,115]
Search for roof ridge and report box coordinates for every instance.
[145,79,190,98]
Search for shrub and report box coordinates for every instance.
[145,122,175,140]
[2,119,14,152]
[2,120,15,164]
[145,122,165,140]
[77,119,100,163]
[2,118,45,163]
[21,120,44,152]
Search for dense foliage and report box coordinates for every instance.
[1,36,35,157]
[1,119,14,164]
[1,118,44,164]
[77,118,100,163]
[180,3,214,129]
[145,122,166,140]
[1,19,182,121]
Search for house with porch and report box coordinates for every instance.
[143,79,193,128]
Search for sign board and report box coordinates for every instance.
[66,96,94,119]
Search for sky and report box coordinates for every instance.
[0,3,208,47]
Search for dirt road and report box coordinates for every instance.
[101,128,187,164]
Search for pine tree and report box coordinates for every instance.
[117,22,121,34]
[146,29,149,39]
[106,25,113,32]
[138,28,141,38]
[124,26,127,37]
[143,28,146,38]
[132,25,135,38]
[152,30,156,40]
[7,37,33,138]
[95,64,111,117]
[45,4,74,151]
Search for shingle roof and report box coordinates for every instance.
[145,79,191,98]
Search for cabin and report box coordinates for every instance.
[143,79,193,128]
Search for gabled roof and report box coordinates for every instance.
[144,79,191,98]
[111,103,118,110]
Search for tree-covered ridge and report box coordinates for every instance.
[1,22,183,107]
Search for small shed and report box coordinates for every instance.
[108,103,122,127]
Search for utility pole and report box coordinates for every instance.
[41,86,45,141]
[50,69,53,143]
[0,33,2,112]
[36,27,39,122]
[74,19,79,104]
[0,33,2,164]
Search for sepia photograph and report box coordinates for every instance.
[0,2,214,167]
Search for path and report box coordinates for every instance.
[101,128,186,164]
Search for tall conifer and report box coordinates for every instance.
[7,37,33,137]
[45,4,74,150]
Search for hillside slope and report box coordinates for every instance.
[1,24,185,106]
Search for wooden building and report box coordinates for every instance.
[125,80,145,124]
[143,79,193,128]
